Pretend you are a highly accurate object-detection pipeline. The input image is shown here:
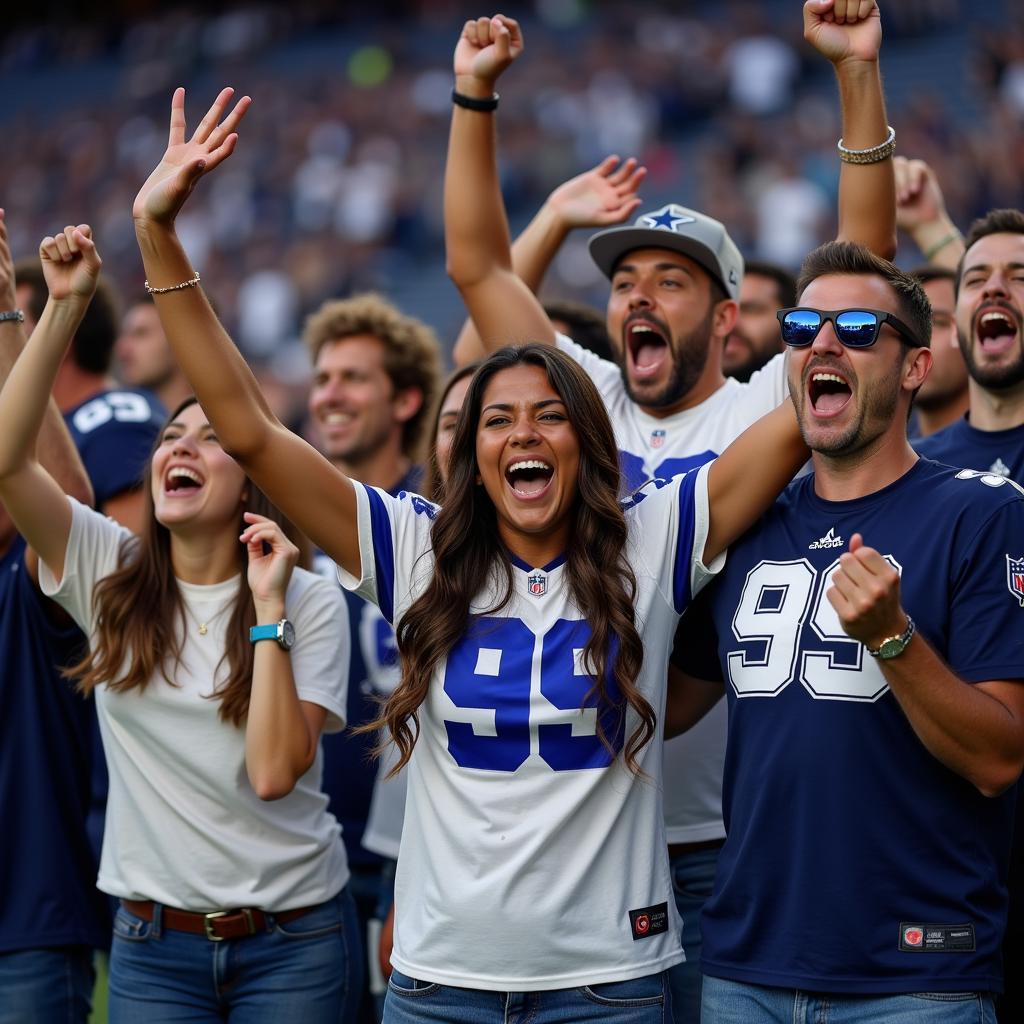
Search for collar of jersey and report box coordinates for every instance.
[508,552,567,573]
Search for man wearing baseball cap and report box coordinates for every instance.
[445,4,896,1020]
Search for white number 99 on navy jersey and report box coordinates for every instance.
[727,557,901,703]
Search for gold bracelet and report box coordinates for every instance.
[837,125,896,165]
[144,271,201,295]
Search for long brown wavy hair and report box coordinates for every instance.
[67,396,306,726]
[367,345,653,775]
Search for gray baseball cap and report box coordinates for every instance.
[588,204,744,300]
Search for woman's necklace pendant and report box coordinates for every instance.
[199,622,208,636]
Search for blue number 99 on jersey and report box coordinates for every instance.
[443,616,624,773]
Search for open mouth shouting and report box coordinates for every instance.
[625,316,671,380]
[504,457,554,499]
[975,306,1020,356]
[806,367,853,419]
[164,465,205,495]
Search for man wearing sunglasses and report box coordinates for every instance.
[670,240,1024,1022]
[445,5,897,1020]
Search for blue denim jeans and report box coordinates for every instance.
[666,843,721,1024]
[701,975,997,1023]
[108,887,363,1023]
[0,946,94,1024]
[383,969,671,1023]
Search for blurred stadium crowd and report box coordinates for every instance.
[0,0,1021,411]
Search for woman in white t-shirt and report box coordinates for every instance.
[0,227,360,1024]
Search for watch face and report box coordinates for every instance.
[281,620,296,650]
[878,637,904,659]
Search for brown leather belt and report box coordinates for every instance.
[121,898,318,942]
[667,838,726,859]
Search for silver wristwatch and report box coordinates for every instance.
[867,617,915,660]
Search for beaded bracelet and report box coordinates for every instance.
[837,125,896,165]
[145,270,201,295]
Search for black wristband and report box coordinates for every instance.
[452,89,499,112]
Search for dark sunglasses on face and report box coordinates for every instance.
[776,307,921,349]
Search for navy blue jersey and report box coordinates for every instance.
[0,536,108,953]
[915,416,1024,483]
[316,466,421,869]
[64,388,165,507]
[675,458,1024,995]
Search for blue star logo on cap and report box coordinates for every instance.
[639,205,696,233]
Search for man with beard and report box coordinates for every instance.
[916,210,1024,479]
[722,261,796,383]
[672,241,1024,1022]
[445,5,895,1019]
[914,209,1024,1024]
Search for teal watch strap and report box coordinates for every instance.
[249,624,278,643]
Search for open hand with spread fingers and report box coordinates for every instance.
[547,156,647,230]
[133,86,251,227]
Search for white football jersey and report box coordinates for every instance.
[556,336,787,842]
[338,466,721,990]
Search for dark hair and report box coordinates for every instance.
[67,396,306,726]
[743,260,797,308]
[367,345,653,776]
[544,300,616,362]
[909,265,957,287]
[423,362,480,503]
[13,258,120,374]
[797,241,932,348]
[956,208,1024,291]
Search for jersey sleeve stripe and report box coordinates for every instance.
[365,486,396,625]
[672,463,715,613]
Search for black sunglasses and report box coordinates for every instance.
[776,307,921,349]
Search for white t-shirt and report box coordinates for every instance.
[338,468,722,990]
[40,497,351,912]
[557,335,788,843]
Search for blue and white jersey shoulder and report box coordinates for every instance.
[556,333,787,492]
[65,387,166,506]
[676,458,1024,994]
[337,469,718,991]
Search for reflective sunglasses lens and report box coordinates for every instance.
[834,310,880,347]
[782,310,822,347]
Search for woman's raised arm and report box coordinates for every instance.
[0,225,100,580]
[132,87,361,577]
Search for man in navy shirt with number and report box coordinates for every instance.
[672,241,1024,1023]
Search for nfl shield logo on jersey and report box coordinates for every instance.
[527,573,547,597]
[1008,556,1024,607]
[650,429,666,449]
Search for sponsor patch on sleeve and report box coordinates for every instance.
[899,923,976,952]
[628,902,669,941]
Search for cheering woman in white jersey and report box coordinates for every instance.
[0,227,361,1023]
[119,86,806,1022]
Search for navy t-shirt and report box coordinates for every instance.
[915,415,1024,484]
[0,536,109,953]
[675,459,1024,994]
[64,388,165,507]
[316,466,421,870]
